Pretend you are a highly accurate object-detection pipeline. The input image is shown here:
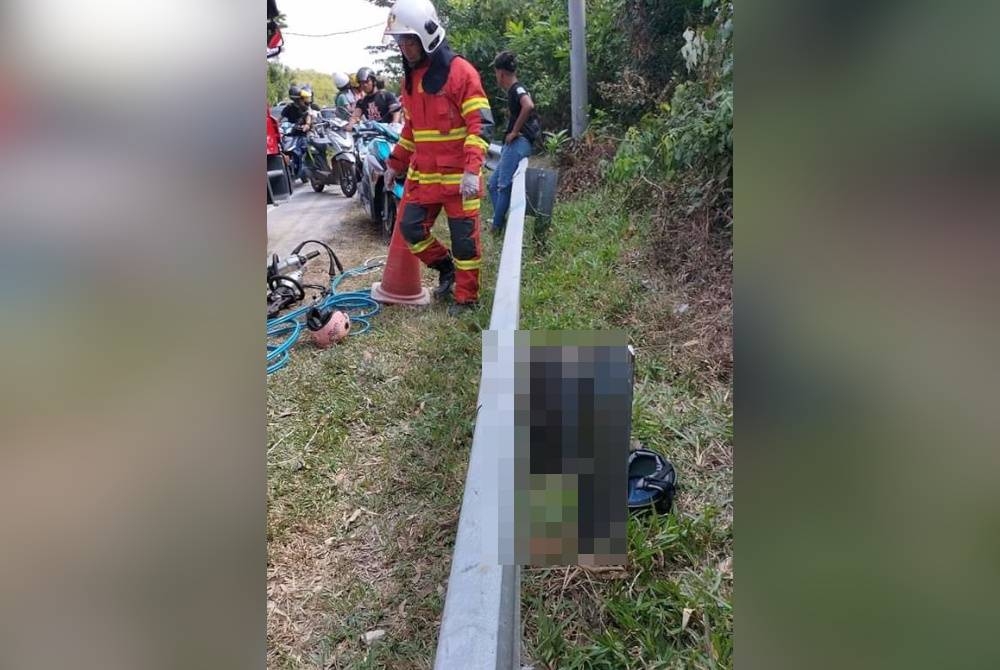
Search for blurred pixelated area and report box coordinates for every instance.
[739,1,1000,669]
[512,331,631,566]
[0,2,262,670]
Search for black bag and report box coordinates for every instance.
[627,448,677,514]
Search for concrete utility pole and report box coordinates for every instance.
[568,0,589,138]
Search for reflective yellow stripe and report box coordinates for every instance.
[406,167,464,185]
[461,97,490,116]
[464,135,490,152]
[462,198,481,211]
[398,137,416,152]
[409,236,436,254]
[454,258,482,271]
[413,127,468,142]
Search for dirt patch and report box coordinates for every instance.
[554,135,619,202]
[266,522,351,666]
[615,171,733,383]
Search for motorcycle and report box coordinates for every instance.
[354,120,406,242]
[302,118,358,197]
[279,120,308,185]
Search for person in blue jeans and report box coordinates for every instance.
[488,51,541,233]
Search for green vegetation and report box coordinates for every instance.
[268,63,339,107]
[518,195,733,669]
[267,215,500,669]
[269,1,734,666]
[267,197,733,669]
[608,1,733,227]
[362,0,733,228]
[541,129,571,159]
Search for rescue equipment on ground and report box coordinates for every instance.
[266,240,382,374]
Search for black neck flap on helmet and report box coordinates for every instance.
[403,39,456,96]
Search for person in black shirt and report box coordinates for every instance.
[280,86,313,135]
[351,67,401,125]
[487,50,540,233]
[280,86,313,181]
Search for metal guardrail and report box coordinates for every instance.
[433,157,530,670]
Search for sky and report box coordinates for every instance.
[276,0,394,75]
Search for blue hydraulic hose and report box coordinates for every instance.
[266,262,383,375]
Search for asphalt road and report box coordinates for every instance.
[266,183,359,259]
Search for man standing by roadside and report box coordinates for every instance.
[488,50,540,234]
[381,0,495,316]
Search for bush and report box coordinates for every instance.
[609,81,732,184]
[608,1,733,222]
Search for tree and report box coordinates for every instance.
[360,0,724,134]
[267,61,293,105]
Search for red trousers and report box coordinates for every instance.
[398,194,483,304]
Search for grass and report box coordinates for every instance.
[267,208,499,669]
[267,188,733,668]
[519,194,734,669]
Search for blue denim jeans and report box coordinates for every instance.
[487,136,533,231]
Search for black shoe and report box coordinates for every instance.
[447,301,479,317]
[429,257,456,300]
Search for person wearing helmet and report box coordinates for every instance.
[380,0,495,315]
[301,84,321,111]
[280,85,314,181]
[351,66,401,125]
[488,50,540,234]
[332,71,356,121]
[348,72,363,102]
[280,85,313,135]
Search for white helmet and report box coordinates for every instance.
[383,0,446,54]
[332,71,350,90]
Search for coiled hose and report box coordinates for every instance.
[266,259,384,375]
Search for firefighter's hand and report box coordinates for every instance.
[383,166,397,186]
[460,172,480,197]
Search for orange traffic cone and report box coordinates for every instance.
[371,205,431,306]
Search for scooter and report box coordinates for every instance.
[303,118,358,197]
[381,166,405,244]
[279,120,308,185]
[354,120,405,242]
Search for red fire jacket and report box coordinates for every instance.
[387,55,494,203]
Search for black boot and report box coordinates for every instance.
[428,256,456,300]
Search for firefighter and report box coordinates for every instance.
[381,0,494,316]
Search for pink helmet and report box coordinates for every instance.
[307,307,351,348]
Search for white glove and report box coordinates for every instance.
[460,172,480,198]
[383,166,397,185]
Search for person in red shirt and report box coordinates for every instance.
[382,0,495,315]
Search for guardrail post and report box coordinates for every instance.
[525,167,560,244]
